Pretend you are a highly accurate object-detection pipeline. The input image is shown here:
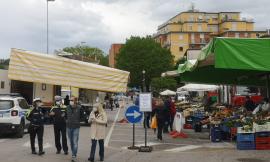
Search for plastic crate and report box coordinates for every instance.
[237,141,255,150]
[253,122,270,133]
[231,127,237,140]
[237,133,255,142]
[183,124,192,129]
[255,132,270,138]
[210,127,222,142]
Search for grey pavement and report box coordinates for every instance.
[0,104,270,162]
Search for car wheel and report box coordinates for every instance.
[16,122,25,138]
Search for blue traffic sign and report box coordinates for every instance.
[125,105,143,123]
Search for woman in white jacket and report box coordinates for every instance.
[88,103,107,162]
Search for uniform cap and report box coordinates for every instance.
[33,98,42,103]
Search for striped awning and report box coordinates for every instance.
[8,49,130,92]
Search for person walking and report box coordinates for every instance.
[88,103,107,162]
[153,98,166,141]
[169,98,176,132]
[26,98,45,155]
[50,96,68,155]
[66,97,81,162]
[64,95,70,106]
[163,97,171,133]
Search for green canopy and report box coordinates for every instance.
[177,37,270,86]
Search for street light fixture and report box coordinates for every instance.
[47,0,55,54]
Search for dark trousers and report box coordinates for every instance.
[163,116,170,133]
[143,113,150,128]
[29,125,44,152]
[157,118,164,140]
[89,139,104,161]
[54,124,68,152]
[169,115,175,132]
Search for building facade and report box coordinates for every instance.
[0,69,11,94]
[154,9,267,61]
[109,44,123,68]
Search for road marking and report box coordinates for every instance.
[164,145,202,152]
[23,141,52,149]
[104,106,121,147]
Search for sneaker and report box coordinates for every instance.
[64,151,68,155]
[88,157,94,162]
[32,151,37,155]
[56,150,61,154]
[38,151,45,156]
[100,158,104,161]
[71,156,76,162]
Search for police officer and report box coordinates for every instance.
[26,98,45,155]
[50,96,68,155]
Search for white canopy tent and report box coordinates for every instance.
[177,84,219,92]
[160,89,176,96]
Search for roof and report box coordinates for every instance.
[8,49,130,93]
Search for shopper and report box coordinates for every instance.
[66,97,81,162]
[64,95,70,106]
[26,98,45,155]
[153,98,166,141]
[88,103,107,162]
[169,98,176,132]
[50,96,68,155]
[253,98,270,115]
[244,96,256,112]
[163,97,171,133]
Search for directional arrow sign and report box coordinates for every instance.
[125,106,143,123]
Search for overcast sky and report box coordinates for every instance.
[0,0,269,58]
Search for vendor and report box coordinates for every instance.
[244,96,256,112]
[252,98,270,114]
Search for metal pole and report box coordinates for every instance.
[144,112,147,147]
[133,123,135,147]
[47,0,49,54]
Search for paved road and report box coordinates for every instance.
[1,104,270,162]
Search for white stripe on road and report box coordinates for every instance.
[23,141,52,149]
[104,107,121,147]
[164,145,202,152]
[121,142,161,150]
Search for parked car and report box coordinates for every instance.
[80,103,93,124]
[0,94,30,138]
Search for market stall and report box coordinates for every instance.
[173,38,270,150]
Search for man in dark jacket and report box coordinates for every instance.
[245,96,256,112]
[66,97,81,162]
[50,96,68,155]
[26,98,45,155]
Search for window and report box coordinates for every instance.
[18,99,29,109]
[244,33,248,37]
[179,34,184,40]
[188,24,193,31]
[191,33,195,43]
[232,22,237,31]
[0,100,14,110]
[198,24,202,31]
[179,47,183,52]
[189,15,194,21]
[200,34,204,39]
[1,81,4,89]
[42,83,46,91]
[235,33,240,38]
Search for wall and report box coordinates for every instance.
[0,69,10,94]
[109,44,123,68]
[34,83,54,103]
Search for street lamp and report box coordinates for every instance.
[47,0,55,54]
[142,70,146,92]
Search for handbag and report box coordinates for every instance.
[151,115,157,129]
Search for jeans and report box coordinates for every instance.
[67,128,80,157]
[89,139,104,161]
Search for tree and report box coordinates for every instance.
[62,45,109,66]
[116,36,174,89]
[150,77,177,96]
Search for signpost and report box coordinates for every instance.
[139,93,152,152]
[125,105,143,150]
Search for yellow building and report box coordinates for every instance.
[154,9,266,61]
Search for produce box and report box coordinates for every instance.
[237,141,255,150]
[210,125,222,142]
[253,122,270,133]
[237,127,255,134]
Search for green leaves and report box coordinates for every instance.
[150,77,177,96]
[116,36,174,89]
[62,45,108,66]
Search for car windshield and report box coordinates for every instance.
[0,100,14,110]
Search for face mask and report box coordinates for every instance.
[56,101,61,106]
[93,107,98,112]
[70,101,74,106]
